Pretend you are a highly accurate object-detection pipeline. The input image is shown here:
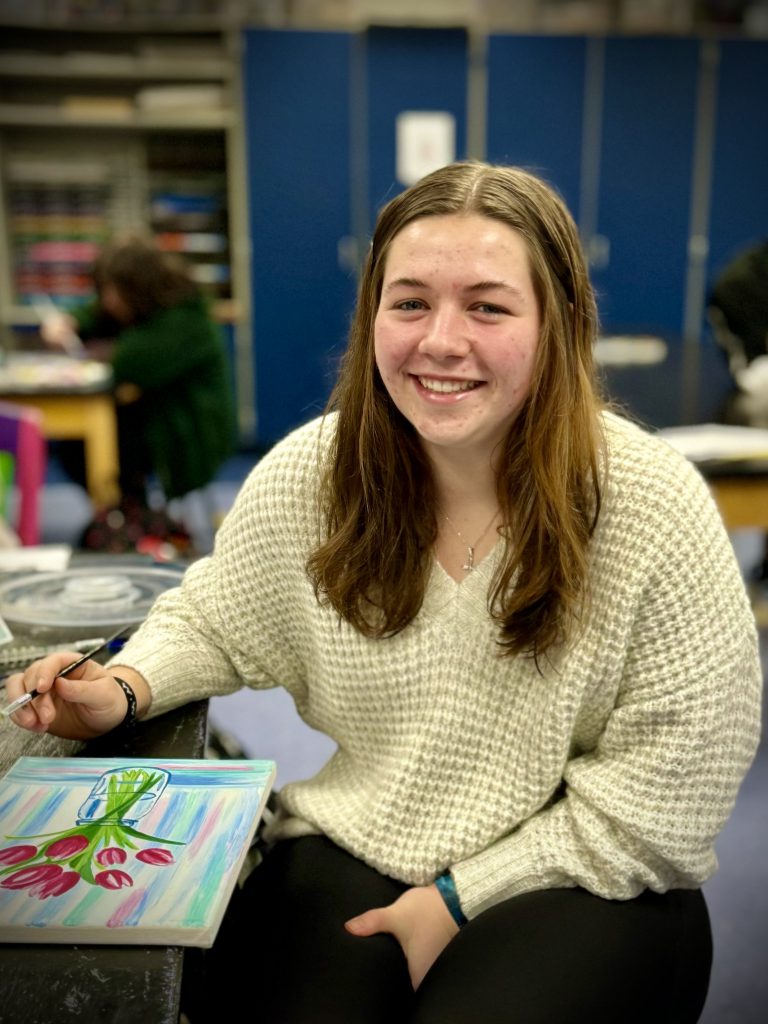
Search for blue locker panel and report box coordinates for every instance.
[243,30,356,447]
[593,36,699,335]
[365,27,468,223]
[486,34,587,217]
[707,39,768,282]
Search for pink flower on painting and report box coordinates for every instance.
[95,847,127,866]
[0,863,80,900]
[136,848,175,866]
[0,845,38,866]
[32,870,80,899]
[94,869,133,890]
[44,834,89,860]
[0,864,62,890]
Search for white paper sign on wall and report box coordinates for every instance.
[395,111,456,186]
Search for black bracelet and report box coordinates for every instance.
[112,676,138,728]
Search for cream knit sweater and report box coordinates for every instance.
[113,412,762,920]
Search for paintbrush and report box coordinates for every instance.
[0,625,132,718]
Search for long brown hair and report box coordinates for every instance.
[307,162,605,659]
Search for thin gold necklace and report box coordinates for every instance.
[443,510,499,572]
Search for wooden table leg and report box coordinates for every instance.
[80,394,121,508]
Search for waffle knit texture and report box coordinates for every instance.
[111,411,762,920]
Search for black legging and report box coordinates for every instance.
[182,835,712,1024]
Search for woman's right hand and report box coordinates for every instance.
[4,653,131,740]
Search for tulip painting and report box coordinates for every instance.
[0,757,275,947]
[0,766,184,898]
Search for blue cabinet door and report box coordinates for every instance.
[485,34,587,218]
[593,36,699,335]
[244,29,356,447]
[707,39,768,283]
[486,34,701,337]
[365,27,468,225]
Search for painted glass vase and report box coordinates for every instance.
[76,767,170,826]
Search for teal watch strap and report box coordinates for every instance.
[434,871,467,927]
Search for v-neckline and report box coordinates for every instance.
[433,536,501,587]
[418,542,500,630]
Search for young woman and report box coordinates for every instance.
[10,163,761,1023]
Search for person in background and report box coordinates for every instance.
[708,237,768,399]
[9,163,762,1024]
[41,235,236,505]
[708,238,768,585]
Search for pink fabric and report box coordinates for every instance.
[0,402,47,546]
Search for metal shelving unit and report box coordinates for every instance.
[0,20,255,439]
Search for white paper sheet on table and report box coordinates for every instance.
[657,424,768,462]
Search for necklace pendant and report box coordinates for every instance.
[462,546,475,572]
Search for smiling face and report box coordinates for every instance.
[374,213,541,468]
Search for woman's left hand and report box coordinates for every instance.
[345,884,459,989]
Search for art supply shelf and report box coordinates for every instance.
[0,20,255,437]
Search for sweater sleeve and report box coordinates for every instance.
[451,445,762,918]
[107,421,322,718]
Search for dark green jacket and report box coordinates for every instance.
[75,295,236,499]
